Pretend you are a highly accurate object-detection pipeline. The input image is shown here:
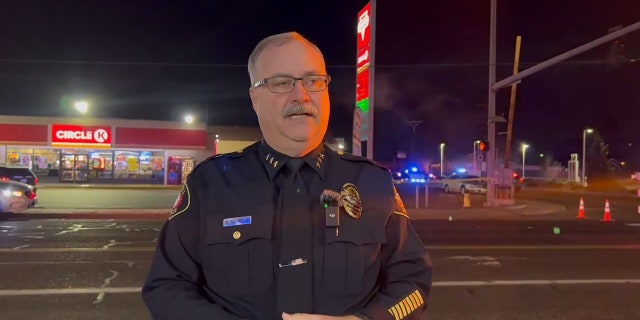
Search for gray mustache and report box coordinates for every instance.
[283,104,318,117]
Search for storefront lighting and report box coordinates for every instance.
[74,101,89,114]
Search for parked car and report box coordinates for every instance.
[0,166,39,189]
[441,173,487,194]
[0,180,37,214]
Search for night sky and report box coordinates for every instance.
[1,0,639,169]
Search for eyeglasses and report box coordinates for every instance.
[252,75,331,94]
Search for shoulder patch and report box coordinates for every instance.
[169,183,191,220]
[334,150,388,171]
[393,186,409,219]
[192,142,260,172]
[217,142,260,159]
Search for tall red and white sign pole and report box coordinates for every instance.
[353,0,376,159]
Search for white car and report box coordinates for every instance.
[441,174,487,194]
[0,180,37,214]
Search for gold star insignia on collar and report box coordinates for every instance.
[266,154,278,168]
[315,153,325,168]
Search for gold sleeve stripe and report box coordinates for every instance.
[414,290,425,305]
[401,300,412,313]
[404,295,416,310]
[397,300,408,318]
[408,293,419,308]
[389,306,401,320]
[388,290,425,320]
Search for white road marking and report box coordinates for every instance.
[1,244,639,254]
[1,279,639,296]
[445,256,497,261]
[0,287,141,296]
[93,270,119,304]
[444,255,503,267]
[0,260,143,265]
[0,247,155,253]
[434,279,640,286]
[427,244,640,250]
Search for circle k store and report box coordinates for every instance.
[0,115,261,185]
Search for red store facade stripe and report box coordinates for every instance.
[114,127,207,149]
[0,124,49,145]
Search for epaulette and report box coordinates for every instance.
[334,150,389,171]
[203,142,260,162]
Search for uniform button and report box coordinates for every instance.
[296,188,301,193]
[233,231,241,240]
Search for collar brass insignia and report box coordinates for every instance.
[340,183,362,219]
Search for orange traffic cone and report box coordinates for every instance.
[576,197,586,219]
[601,199,613,222]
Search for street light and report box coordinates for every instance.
[74,101,89,114]
[184,114,194,124]
[473,140,481,175]
[582,128,594,186]
[521,143,529,179]
[440,143,446,177]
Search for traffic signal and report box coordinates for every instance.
[478,141,489,152]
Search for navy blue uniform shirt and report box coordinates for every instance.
[142,141,432,320]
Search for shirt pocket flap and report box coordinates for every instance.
[205,213,273,245]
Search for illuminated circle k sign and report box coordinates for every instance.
[94,129,109,143]
[51,124,112,148]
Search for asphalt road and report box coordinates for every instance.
[517,188,640,220]
[0,218,638,320]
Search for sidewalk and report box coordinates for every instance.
[14,199,566,221]
[407,199,566,221]
[36,183,181,190]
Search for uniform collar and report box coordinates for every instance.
[258,141,327,181]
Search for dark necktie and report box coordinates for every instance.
[276,158,313,315]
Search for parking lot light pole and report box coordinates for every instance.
[582,128,594,186]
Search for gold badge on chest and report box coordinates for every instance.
[340,183,362,219]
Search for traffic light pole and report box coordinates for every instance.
[486,0,497,207]
[486,1,640,206]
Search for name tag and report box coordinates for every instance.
[223,216,252,227]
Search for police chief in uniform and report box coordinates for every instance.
[142,31,432,320]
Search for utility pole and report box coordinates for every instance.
[486,0,497,207]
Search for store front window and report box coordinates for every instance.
[5,147,166,184]
[6,147,61,178]
[113,150,164,183]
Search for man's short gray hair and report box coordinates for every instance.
[247,32,324,85]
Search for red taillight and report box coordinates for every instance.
[0,177,9,182]
[34,177,38,185]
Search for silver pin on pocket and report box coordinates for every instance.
[278,258,308,268]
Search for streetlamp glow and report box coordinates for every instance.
[184,114,194,124]
[521,143,529,178]
[74,101,89,114]
[582,128,594,186]
[440,143,446,177]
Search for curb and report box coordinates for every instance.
[10,208,171,220]
[36,184,182,190]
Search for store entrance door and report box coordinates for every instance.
[59,154,90,183]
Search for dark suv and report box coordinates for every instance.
[0,166,39,189]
